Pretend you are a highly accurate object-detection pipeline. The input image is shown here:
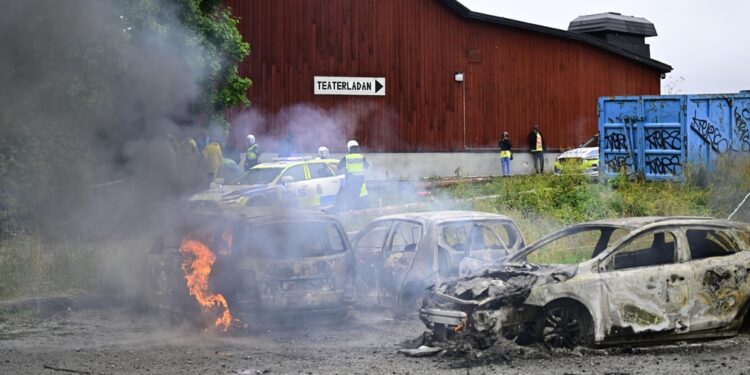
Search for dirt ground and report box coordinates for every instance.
[2,306,750,375]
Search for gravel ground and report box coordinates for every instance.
[2,307,750,374]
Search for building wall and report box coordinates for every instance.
[225,0,661,153]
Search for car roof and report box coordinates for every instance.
[372,210,515,224]
[186,206,339,225]
[566,216,715,230]
[252,158,337,170]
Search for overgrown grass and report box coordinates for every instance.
[0,236,152,300]
[440,162,741,243]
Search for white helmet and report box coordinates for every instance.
[246,134,255,145]
[346,140,359,152]
[317,146,329,159]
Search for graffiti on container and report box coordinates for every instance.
[733,108,750,152]
[604,154,632,173]
[691,109,750,153]
[645,155,681,175]
[605,132,628,151]
[645,128,681,150]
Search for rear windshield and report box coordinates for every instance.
[234,221,348,260]
[238,167,284,185]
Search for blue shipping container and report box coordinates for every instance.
[599,93,750,180]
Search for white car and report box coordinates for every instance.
[190,157,343,208]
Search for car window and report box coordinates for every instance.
[238,167,285,185]
[327,162,344,175]
[310,162,335,178]
[525,228,604,265]
[610,231,677,270]
[439,221,511,252]
[325,222,347,255]
[387,221,422,253]
[356,222,391,252]
[236,221,339,259]
[686,229,740,260]
[282,165,307,182]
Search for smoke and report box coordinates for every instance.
[230,103,384,154]
[0,0,219,238]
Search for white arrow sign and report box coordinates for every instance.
[314,76,386,96]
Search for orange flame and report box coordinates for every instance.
[179,238,233,331]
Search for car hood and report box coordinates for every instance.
[189,184,273,204]
[432,263,577,308]
[557,147,598,160]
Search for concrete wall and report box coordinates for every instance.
[256,152,561,179]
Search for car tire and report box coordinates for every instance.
[535,301,594,349]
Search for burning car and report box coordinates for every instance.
[147,206,356,329]
[351,211,525,313]
[420,217,750,348]
[190,157,343,208]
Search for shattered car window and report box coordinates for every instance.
[610,231,676,270]
[238,167,285,185]
[526,228,603,265]
[686,229,739,260]
[235,221,344,259]
[439,221,510,252]
[356,222,391,252]
[388,221,422,253]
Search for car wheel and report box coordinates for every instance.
[535,301,593,349]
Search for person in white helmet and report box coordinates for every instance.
[317,146,330,160]
[244,134,261,171]
[336,140,369,210]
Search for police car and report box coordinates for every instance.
[190,157,345,208]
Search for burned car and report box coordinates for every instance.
[420,217,750,348]
[351,211,525,313]
[147,207,355,329]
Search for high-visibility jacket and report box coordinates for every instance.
[345,153,366,176]
[246,144,259,161]
[202,142,223,178]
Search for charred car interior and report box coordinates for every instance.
[351,211,524,314]
[419,217,750,349]
[147,207,355,329]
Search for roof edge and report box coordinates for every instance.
[439,0,672,73]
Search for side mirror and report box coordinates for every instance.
[281,176,294,184]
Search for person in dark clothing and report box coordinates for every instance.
[498,132,512,177]
[528,125,545,174]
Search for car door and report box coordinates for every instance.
[306,161,341,206]
[278,165,311,206]
[352,220,393,303]
[379,220,423,307]
[599,228,691,339]
[681,226,750,332]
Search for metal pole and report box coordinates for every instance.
[728,191,750,220]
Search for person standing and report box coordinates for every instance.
[528,125,545,174]
[337,140,369,210]
[244,134,260,171]
[202,141,223,182]
[498,132,512,177]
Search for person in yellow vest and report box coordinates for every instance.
[528,125,545,174]
[337,140,369,210]
[244,134,260,171]
[498,132,512,177]
[202,141,223,182]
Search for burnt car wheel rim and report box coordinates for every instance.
[541,307,581,348]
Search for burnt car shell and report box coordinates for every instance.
[352,211,525,312]
[420,217,750,348]
[147,207,355,325]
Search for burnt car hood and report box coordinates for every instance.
[431,263,577,308]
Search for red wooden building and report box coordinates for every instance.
[224,0,671,152]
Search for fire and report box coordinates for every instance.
[179,238,233,331]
